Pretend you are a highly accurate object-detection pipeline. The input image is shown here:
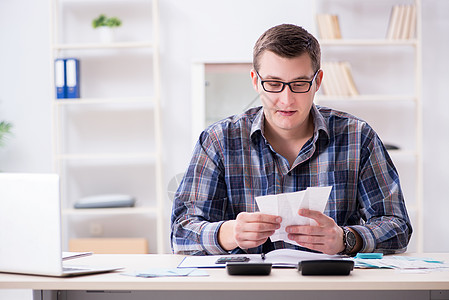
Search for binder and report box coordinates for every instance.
[54,58,66,99]
[65,58,80,98]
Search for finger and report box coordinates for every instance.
[240,222,280,233]
[298,209,334,226]
[237,237,270,249]
[236,230,275,242]
[287,233,324,245]
[285,225,324,235]
[237,212,282,224]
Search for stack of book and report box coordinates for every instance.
[316,14,342,39]
[386,4,416,40]
[320,61,359,97]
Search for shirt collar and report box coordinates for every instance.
[250,104,330,142]
[250,107,265,138]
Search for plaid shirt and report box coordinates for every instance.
[171,105,412,255]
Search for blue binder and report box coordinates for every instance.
[54,58,66,99]
[65,58,80,98]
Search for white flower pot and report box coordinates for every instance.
[97,27,115,43]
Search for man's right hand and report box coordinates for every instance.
[218,212,282,251]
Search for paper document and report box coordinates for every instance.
[62,251,93,261]
[178,248,342,269]
[354,256,449,270]
[122,268,209,278]
[256,186,332,245]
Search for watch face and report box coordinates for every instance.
[347,230,356,249]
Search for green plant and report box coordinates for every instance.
[92,14,122,28]
[0,121,12,147]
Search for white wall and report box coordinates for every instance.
[0,1,448,299]
[0,0,448,259]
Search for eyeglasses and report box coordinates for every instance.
[256,70,320,93]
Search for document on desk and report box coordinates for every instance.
[122,268,209,278]
[354,256,449,271]
[178,248,341,269]
[62,251,93,261]
[255,186,332,246]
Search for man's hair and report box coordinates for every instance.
[253,24,321,73]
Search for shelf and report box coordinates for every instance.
[53,41,154,50]
[62,206,158,216]
[316,94,417,102]
[54,97,155,105]
[56,152,158,161]
[319,39,418,47]
[51,0,165,254]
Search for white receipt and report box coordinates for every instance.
[255,186,332,246]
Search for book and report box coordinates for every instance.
[54,58,66,99]
[386,4,416,40]
[316,14,342,40]
[321,61,358,97]
[177,248,343,269]
[341,62,359,96]
[65,58,80,98]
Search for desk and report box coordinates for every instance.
[1,253,448,300]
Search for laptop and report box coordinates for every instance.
[0,173,121,277]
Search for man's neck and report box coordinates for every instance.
[264,115,314,166]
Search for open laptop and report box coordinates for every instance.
[0,173,121,277]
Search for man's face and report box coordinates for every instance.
[251,51,322,137]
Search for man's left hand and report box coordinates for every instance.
[285,209,345,255]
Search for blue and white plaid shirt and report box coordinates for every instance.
[171,105,412,255]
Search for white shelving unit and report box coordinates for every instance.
[49,0,164,254]
[192,0,422,252]
[314,0,423,253]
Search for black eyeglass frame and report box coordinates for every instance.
[255,69,320,94]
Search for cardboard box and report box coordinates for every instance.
[69,238,148,254]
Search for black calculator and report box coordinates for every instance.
[215,256,250,264]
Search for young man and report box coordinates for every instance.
[171,24,412,256]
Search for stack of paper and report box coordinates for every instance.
[255,186,332,246]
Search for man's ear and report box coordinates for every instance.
[315,69,324,92]
[250,69,259,92]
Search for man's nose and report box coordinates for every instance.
[278,86,295,105]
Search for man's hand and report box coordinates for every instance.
[285,209,345,255]
[218,212,281,251]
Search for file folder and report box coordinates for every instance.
[65,58,80,98]
[54,58,66,99]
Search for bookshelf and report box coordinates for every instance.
[192,0,422,253]
[314,0,423,252]
[49,0,165,254]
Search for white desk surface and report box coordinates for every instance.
[1,253,448,291]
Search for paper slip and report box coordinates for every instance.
[354,256,449,270]
[256,186,332,246]
[122,268,209,278]
[62,251,93,261]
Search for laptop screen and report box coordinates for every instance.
[0,173,64,276]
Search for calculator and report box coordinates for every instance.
[215,256,250,264]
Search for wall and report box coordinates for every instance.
[0,0,448,257]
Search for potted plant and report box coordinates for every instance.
[92,14,122,43]
[0,121,12,148]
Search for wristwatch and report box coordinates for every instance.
[340,226,356,254]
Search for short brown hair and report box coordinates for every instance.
[253,24,321,73]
